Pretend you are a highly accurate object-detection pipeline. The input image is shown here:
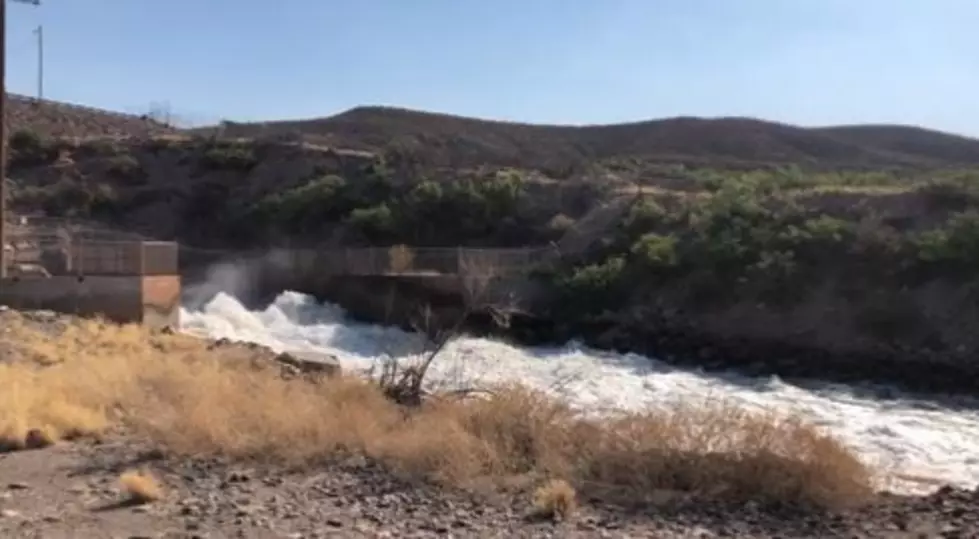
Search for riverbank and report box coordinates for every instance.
[2,307,978,537]
[492,314,979,398]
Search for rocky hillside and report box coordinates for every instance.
[5,97,979,252]
[199,106,979,172]
[4,93,176,140]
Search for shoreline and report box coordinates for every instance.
[404,308,979,400]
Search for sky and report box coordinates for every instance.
[5,0,979,134]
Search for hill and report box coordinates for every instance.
[200,106,979,171]
[4,95,979,171]
[4,93,177,140]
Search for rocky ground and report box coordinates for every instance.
[0,436,976,539]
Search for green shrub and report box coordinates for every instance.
[78,139,121,157]
[8,129,57,167]
[913,211,979,268]
[623,199,667,234]
[251,174,350,233]
[630,233,679,269]
[105,154,145,183]
[348,203,396,239]
[200,142,257,170]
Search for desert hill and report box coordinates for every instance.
[200,106,979,171]
[5,94,979,170]
[3,93,177,140]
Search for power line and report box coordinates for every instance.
[0,0,41,279]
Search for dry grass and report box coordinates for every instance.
[118,469,164,504]
[533,479,576,521]
[0,314,877,510]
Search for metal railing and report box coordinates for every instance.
[295,245,556,277]
[3,231,179,277]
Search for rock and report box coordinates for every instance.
[7,482,29,490]
[274,351,342,377]
[24,428,53,449]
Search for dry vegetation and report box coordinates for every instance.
[0,314,876,511]
[118,469,165,504]
[532,479,577,521]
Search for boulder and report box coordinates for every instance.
[273,350,342,377]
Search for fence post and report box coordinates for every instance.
[77,236,84,276]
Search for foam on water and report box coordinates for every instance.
[181,290,979,495]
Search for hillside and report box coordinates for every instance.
[8,96,979,397]
[4,95,979,171]
[4,93,177,140]
[201,106,979,171]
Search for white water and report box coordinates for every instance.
[181,290,979,495]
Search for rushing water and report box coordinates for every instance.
[180,290,979,495]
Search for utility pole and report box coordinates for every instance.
[33,23,40,101]
[0,0,41,279]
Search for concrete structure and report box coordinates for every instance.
[0,238,180,328]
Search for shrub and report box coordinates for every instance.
[630,232,679,269]
[913,210,979,270]
[119,470,164,504]
[200,142,257,171]
[348,203,396,239]
[105,154,145,183]
[8,129,57,167]
[77,139,121,157]
[546,213,575,234]
[253,174,350,233]
[532,479,576,521]
[622,199,669,236]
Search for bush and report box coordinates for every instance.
[348,203,396,239]
[913,210,979,269]
[546,213,575,235]
[200,142,258,171]
[252,174,350,233]
[8,129,57,167]
[630,232,679,269]
[105,154,146,183]
[77,139,121,157]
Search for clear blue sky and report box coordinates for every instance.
[5,0,979,134]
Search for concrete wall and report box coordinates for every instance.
[0,275,180,328]
[141,275,181,328]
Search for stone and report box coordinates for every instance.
[274,351,342,377]
[24,428,53,449]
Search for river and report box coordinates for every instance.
[180,290,979,496]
